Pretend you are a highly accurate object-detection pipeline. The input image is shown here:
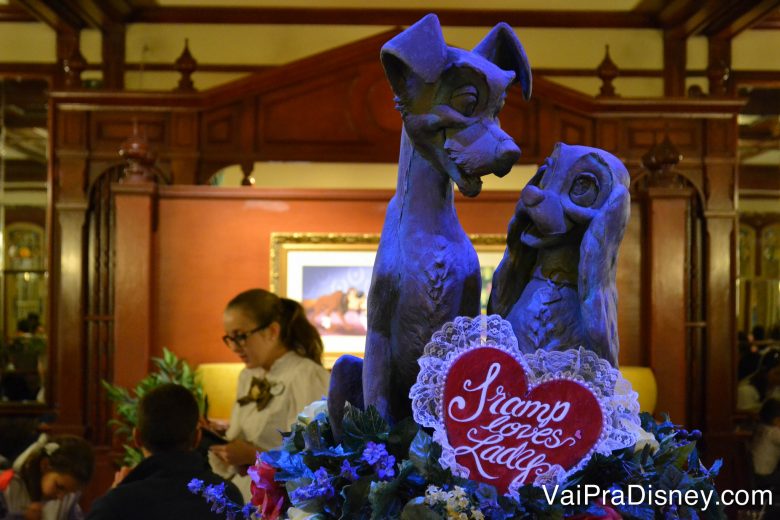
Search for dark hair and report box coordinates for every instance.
[750,348,780,400]
[20,435,94,501]
[753,325,767,342]
[137,383,200,454]
[226,288,324,365]
[760,398,780,425]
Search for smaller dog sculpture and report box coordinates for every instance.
[328,13,531,430]
[488,143,630,366]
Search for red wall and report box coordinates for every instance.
[153,187,519,367]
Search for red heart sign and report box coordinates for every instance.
[443,347,604,492]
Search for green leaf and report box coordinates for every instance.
[263,450,312,481]
[341,405,389,451]
[400,497,442,520]
[615,503,656,520]
[709,459,723,476]
[386,418,419,454]
[340,476,372,520]
[303,418,327,453]
[409,430,433,478]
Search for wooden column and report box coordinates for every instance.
[112,184,156,388]
[640,136,691,424]
[55,29,79,90]
[101,23,126,90]
[645,188,693,424]
[707,36,731,97]
[111,131,158,388]
[663,32,686,97]
[51,111,89,435]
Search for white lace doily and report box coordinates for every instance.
[409,314,641,497]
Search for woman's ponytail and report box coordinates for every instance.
[279,297,324,365]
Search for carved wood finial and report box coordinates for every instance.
[641,133,684,188]
[596,45,619,98]
[174,38,198,92]
[63,46,87,89]
[707,58,729,97]
[240,161,255,186]
[119,119,157,183]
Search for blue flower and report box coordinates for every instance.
[187,478,205,494]
[289,467,335,504]
[361,442,388,465]
[203,482,227,504]
[340,459,359,482]
[240,503,256,519]
[361,442,395,480]
[376,454,396,479]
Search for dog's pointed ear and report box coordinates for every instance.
[473,22,532,101]
[380,13,448,102]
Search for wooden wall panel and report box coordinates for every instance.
[113,186,155,390]
[201,103,243,152]
[261,76,364,144]
[90,114,168,153]
[558,109,593,146]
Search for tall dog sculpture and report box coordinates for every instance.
[328,14,531,429]
[488,143,630,366]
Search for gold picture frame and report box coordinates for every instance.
[270,232,505,368]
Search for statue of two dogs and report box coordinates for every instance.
[328,14,630,431]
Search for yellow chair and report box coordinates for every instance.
[195,363,244,420]
[619,366,657,414]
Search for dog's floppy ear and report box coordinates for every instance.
[380,13,448,103]
[488,199,536,317]
[577,157,631,367]
[473,22,532,101]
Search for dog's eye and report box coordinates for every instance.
[569,174,599,207]
[450,86,478,117]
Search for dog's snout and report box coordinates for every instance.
[493,140,521,177]
[521,184,545,207]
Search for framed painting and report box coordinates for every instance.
[270,232,506,368]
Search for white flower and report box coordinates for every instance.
[297,398,328,425]
[630,421,660,453]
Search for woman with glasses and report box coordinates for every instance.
[208,288,329,501]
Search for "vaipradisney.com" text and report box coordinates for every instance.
[543,484,772,509]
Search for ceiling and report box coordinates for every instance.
[0,1,779,177]
[0,0,778,34]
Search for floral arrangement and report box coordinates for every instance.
[189,400,724,520]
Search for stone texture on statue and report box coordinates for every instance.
[488,143,630,367]
[327,13,531,428]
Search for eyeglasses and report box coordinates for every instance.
[222,324,266,348]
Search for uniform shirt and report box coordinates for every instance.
[209,351,329,501]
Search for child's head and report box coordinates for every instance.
[22,435,94,501]
[759,398,780,426]
[136,383,200,454]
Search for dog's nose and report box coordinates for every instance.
[521,184,545,207]
[493,140,521,177]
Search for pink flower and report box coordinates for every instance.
[247,460,286,520]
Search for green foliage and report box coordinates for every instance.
[260,409,725,520]
[102,347,205,465]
